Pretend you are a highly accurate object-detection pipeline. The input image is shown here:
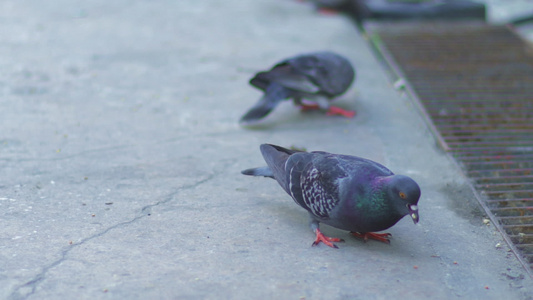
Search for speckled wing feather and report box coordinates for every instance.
[285,152,348,219]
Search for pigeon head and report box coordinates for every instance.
[384,175,421,224]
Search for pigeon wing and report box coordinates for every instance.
[287,52,355,96]
[286,152,347,219]
[251,64,321,94]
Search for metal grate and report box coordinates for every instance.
[367,22,533,275]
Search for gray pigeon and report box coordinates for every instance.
[242,144,420,248]
[239,51,356,125]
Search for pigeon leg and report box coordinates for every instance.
[294,98,319,111]
[350,232,392,244]
[299,97,325,112]
[313,228,344,248]
[298,97,355,118]
[317,7,339,15]
[326,106,356,118]
[300,103,320,112]
[310,220,343,248]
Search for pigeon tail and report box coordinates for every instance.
[260,143,302,157]
[259,144,304,192]
[260,144,302,176]
[239,82,290,125]
[241,145,302,182]
[241,166,274,178]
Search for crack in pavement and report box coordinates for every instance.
[7,169,222,300]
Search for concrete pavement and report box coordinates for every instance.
[1,1,532,299]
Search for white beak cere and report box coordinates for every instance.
[408,204,419,224]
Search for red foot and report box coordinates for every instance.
[318,8,339,15]
[312,228,344,248]
[326,106,356,118]
[351,232,392,244]
[300,104,356,118]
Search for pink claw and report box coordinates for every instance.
[312,228,344,248]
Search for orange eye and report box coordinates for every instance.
[399,192,406,199]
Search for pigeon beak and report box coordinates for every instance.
[408,204,419,224]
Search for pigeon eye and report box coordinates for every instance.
[399,192,406,199]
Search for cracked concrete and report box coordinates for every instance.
[1,0,533,299]
[9,170,219,300]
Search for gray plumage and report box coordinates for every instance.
[242,144,421,247]
[312,0,350,9]
[240,51,355,124]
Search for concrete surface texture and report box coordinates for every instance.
[1,0,532,299]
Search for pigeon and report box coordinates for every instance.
[241,144,420,248]
[239,51,356,125]
[310,0,352,14]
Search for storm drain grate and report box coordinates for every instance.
[367,22,533,274]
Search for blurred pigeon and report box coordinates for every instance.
[311,0,352,14]
[242,144,420,248]
[239,51,355,125]
[296,0,352,15]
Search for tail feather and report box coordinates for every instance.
[243,144,308,195]
[241,166,274,178]
[259,144,305,192]
[239,83,289,125]
[261,144,302,157]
